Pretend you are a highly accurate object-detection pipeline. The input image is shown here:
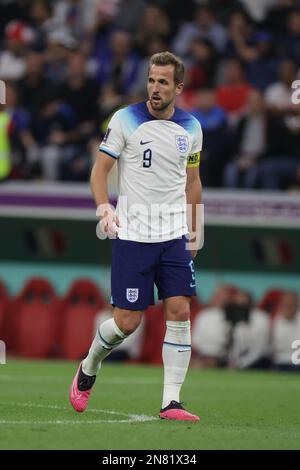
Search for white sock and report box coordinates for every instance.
[82,318,127,376]
[162,320,191,409]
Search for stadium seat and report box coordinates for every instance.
[59,278,108,360]
[10,278,59,358]
[0,281,10,339]
[258,289,285,317]
[140,303,165,365]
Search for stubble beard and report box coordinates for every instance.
[149,97,173,112]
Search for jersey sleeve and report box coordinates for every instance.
[187,118,203,168]
[99,110,125,159]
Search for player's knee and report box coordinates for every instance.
[120,322,140,336]
[165,302,190,322]
[114,309,142,336]
[167,311,190,322]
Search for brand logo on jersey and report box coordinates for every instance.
[140,140,153,145]
[103,128,111,143]
[175,135,189,153]
[126,288,139,303]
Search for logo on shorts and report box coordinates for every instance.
[126,288,139,303]
[175,135,189,153]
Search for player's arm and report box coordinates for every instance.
[90,151,116,206]
[90,152,119,235]
[92,110,125,235]
[185,155,202,258]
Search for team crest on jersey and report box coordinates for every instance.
[175,135,189,153]
[126,288,139,303]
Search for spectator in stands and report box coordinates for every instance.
[92,29,141,96]
[0,1,30,41]
[133,4,171,57]
[177,38,217,110]
[53,0,99,41]
[239,0,278,23]
[222,10,254,61]
[246,31,278,91]
[208,0,244,26]
[29,0,61,51]
[277,8,300,65]
[223,89,289,189]
[0,20,34,81]
[264,0,297,35]
[1,0,300,187]
[84,1,120,65]
[254,59,300,190]
[216,58,253,121]
[172,5,228,58]
[37,96,83,180]
[114,0,146,35]
[44,29,77,84]
[58,51,100,141]
[226,290,271,370]
[192,286,271,370]
[17,51,62,179]
[18,51,56,130]
[272,291,300,371]
[191,88,230,187]
[0,104,13,181]
[265,58,298,113]
[191,285,234,368]
[1,81,39,179]
[185,38,217,90]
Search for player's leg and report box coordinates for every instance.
[160,296,199,421]
[70,237,156,412]
[70,307,143,412]
[155,237,199,421]
[162,295,192,407]
[82,307,143,375]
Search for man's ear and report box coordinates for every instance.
[176,82,184,95]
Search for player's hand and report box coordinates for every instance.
[96,203,120,238]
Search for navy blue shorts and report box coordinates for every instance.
[110,236,196,311]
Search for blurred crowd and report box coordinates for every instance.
[191,285,300,372]
[1,0,300,190]
[102,285,300,372]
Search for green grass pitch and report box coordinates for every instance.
[0,359,299,450]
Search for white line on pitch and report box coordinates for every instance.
[0,401,157,424]
[0,418,155,425]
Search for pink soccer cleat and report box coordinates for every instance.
[159,401,200,422]
[69,363,96,413]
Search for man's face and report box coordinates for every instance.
[147,64,183,112]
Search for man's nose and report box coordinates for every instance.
[152,82,160,92]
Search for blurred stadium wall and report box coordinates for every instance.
[0,181,299,303]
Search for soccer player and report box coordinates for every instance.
[70,51,203,421]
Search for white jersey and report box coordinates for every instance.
[99,102,203,242]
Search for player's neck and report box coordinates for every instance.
[146,101,175,120]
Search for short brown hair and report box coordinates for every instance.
[149,51,185,84]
